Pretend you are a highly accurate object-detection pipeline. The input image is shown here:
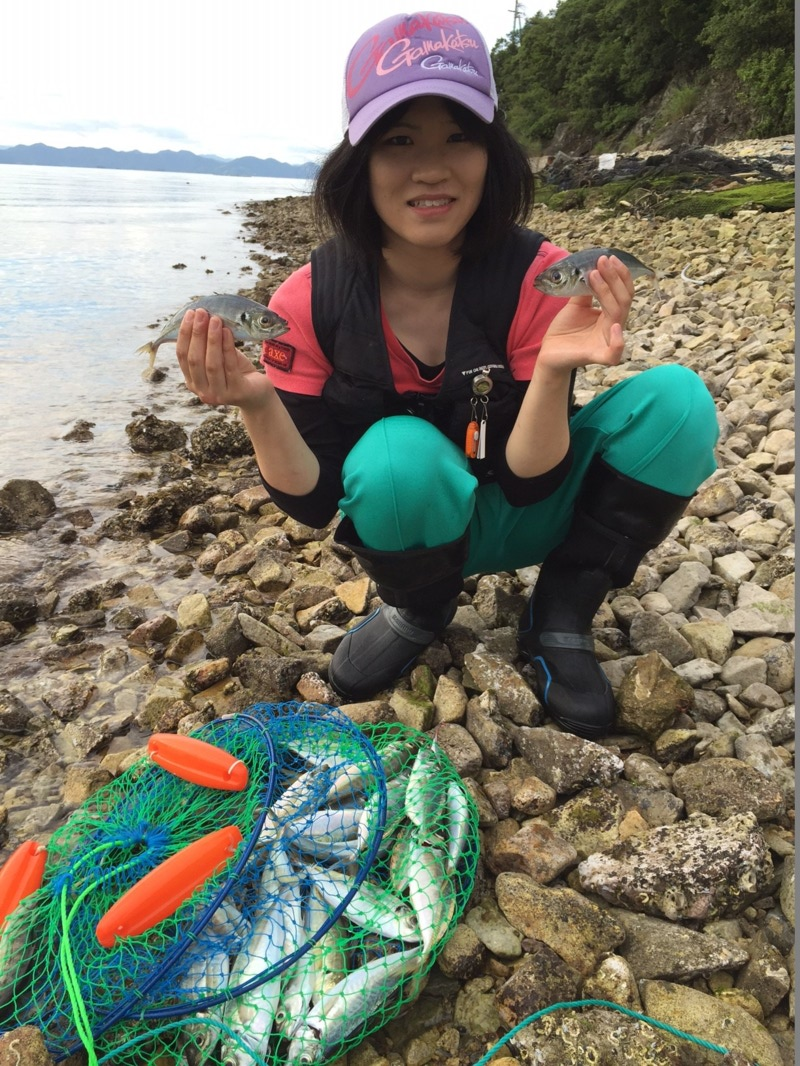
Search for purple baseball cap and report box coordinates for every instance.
[343,11,498,145]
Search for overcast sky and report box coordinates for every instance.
[2,1,547,165]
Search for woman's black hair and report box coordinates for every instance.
[312,98,535,261]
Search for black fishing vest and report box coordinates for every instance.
[311,226,547,482]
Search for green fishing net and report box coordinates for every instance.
[0,707,480,1066]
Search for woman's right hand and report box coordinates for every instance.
[175,308,274,410]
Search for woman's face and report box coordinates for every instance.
[367,96,488,255]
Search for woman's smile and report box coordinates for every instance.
[368,96,488,253]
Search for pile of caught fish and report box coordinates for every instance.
[182,724,479,1066]
[0,707,479,1066]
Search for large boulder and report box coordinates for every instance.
[190,415,253,464]
[125,413,187,453]
[0,583,39,628]
[0,479,56,531]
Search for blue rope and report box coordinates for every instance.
[471,998,761,1066]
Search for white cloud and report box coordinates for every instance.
[1,0,526,163]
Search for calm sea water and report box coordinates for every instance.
[0,165,311,497]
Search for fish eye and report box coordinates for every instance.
[550,270,563,283]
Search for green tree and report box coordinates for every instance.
[492,0,789,146]
[700,0,794,133]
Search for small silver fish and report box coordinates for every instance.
[136,294,288,370]
[534,248,655,297]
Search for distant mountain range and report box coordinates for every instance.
[0,143,319,178]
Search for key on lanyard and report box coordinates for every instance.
[468,373,492,460]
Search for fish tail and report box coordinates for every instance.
[135,341,157,371]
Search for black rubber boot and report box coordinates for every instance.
[328,518,467,701]
[519,457,691,739]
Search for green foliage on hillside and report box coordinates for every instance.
[492,0,794,149]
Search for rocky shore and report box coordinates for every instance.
[0,153,794,1065]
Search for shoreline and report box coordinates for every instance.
[0,182,795,1064]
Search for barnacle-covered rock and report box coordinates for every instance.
[577,812,772,920]
[510,1006,686,1065]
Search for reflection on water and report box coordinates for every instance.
[0,164,310,489]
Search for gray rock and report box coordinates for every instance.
[178,503,216,534]
[464,649,541,725]
[734,733,795,802]
[101,477,212,538]
[735,930,792,1017]
[62,718,107,759]
[432,672,468,724]
[739,681,784,711]
[508,726,623,795]
[674,657,723,684]
[577,812,773,921]
[0,479,56,532]
[613,908,749,980]
[480,758,556,819]
[685,520,740,557]
[190,415,254,463]
[721,655,769,688]
[231,647,304,699]
[205,605,252,660]
[0,583,39,628]
[614,780,691,827]
[125,413,187,453]
[465,692,512,768]
[0,689,34,734]
[628,611,694,664]
[658,560,712,612]
[434,722,483,776]
[452,975,502,1037]
[725,602,795,637]
[671,758,785,821]
[687,477,744,518]
[713,550,758,583]
[746,705,795,745]
[40,677,96,722]
[463,895,522,959]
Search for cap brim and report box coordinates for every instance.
[348,80,495,145]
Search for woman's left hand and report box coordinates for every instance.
[536,254,635,372]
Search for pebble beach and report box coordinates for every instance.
[0,140,794,1065]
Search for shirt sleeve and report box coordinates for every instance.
[253,266,347,528]
[261,265,332,395]
[493,239,576,508]
[506,240,572,381]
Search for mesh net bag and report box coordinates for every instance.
[0,710,280,1058]
[0,708,479,1066]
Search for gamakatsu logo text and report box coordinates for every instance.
[377,30,481,74]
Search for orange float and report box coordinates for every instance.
[0,839,46,927]
[148,733,249,791]
[95,825,243,948]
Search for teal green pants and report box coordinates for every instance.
[338,365,718,576]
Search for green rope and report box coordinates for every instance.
[471,998,761,1066]
[58,844,145,1066]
